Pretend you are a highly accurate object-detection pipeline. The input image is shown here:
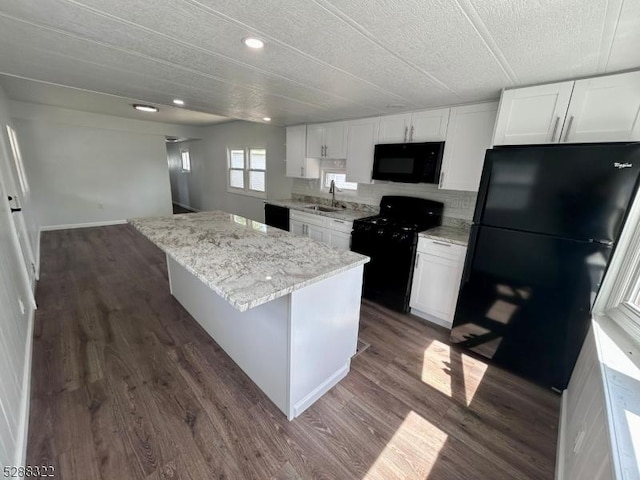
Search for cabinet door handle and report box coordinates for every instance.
[563,116,574,142]
[415,253,420,269]
[439,171,444,188]
[301,166,304,176]
[409,125,414,142]
[404,126,408,143]
[324,145,328,157]
[432,240,452,247]
[551,116,561,142]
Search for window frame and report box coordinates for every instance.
[321,169,358,193]
[227,147,267,199]
[180,149,191,173]
[595,190,640,341]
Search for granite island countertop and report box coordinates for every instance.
[129,211,369,312]
[266,199,374,222]
[419,225,471,246]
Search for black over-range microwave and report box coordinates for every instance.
[372,141,445,183]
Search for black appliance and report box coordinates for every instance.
[450,142,640,391]
[351,196,443,312]
[264,203,290,231]
[372,142,444,184]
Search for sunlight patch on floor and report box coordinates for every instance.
[363,411,448,480]
[420,340,489,406]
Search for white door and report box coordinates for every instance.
[322,122,346,159]
[378,113,412,143]
[410,253,463,324]
[346,117,380,183]
[440,102,498,192]
[562,71,640,143]
[493,81,574,145]
[410,108,450,142]
[285,125,306,178]
[306,124,324,158]
[290,219,304,236]
[0,126,36,285]
[328,230,351,250]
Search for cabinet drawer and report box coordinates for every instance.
[327,218,353,233]
[417,238,466,260]
[290,210,327,227]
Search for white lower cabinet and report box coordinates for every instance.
[289,210,352,250]
[410,237,466,329]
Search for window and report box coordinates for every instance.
[180,150,191,172]
[227,148,266,197]
[323,171,357,191]
[596,195,640,340]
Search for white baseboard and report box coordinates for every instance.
[410,308,453,330]
[14,307,35,466]
[292,363,350,419]
[40,219,127,232]
[555,390,567,480]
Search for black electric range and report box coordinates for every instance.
[351,196,443,312]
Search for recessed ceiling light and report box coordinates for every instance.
[262,117,271,122]
[243,37,265,49]
[173,99,185,106]
[133,104,159,113]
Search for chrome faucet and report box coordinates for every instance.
[329,179,338,207]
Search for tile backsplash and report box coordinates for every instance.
[291,178,478,221]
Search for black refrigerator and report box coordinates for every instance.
[450,142,640,391]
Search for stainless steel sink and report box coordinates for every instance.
[304,204,341,213]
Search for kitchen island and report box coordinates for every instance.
[129,211,369,419]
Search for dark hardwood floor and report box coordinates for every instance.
[28,225,560,479]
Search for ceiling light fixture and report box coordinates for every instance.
[262,117,271,122]
[133,104,159,113]
[173,99,185,106]
[243,37,265,49]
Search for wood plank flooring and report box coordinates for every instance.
[27,224,560,479]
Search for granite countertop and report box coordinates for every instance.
[419,225,471,247]
[129,211,369,312]
[266,199,373,222]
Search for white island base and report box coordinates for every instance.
[166,255,364,420]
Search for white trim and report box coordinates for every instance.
[292,363,350,418]
[34,228,40,281]
[14,307,34,467]
[410,308,453,330]
[555,390,567,480]
[39,219,127,231]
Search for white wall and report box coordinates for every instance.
[0,85,36,469]
[171,121,291,222]
[9,102,202,229]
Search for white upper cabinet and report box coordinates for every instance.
[305,121,346,159]
[493,70,640,145]
[440,102,498,192]
[346,117,380,184]
[410,108,450,142]
[378,113,412,143]
[286,125,319,179]
[562,71,640,143]
[493,82,574,145]
[378,109,449,144]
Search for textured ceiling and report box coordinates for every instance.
[0,74,229,126]
[0,0,638,126]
